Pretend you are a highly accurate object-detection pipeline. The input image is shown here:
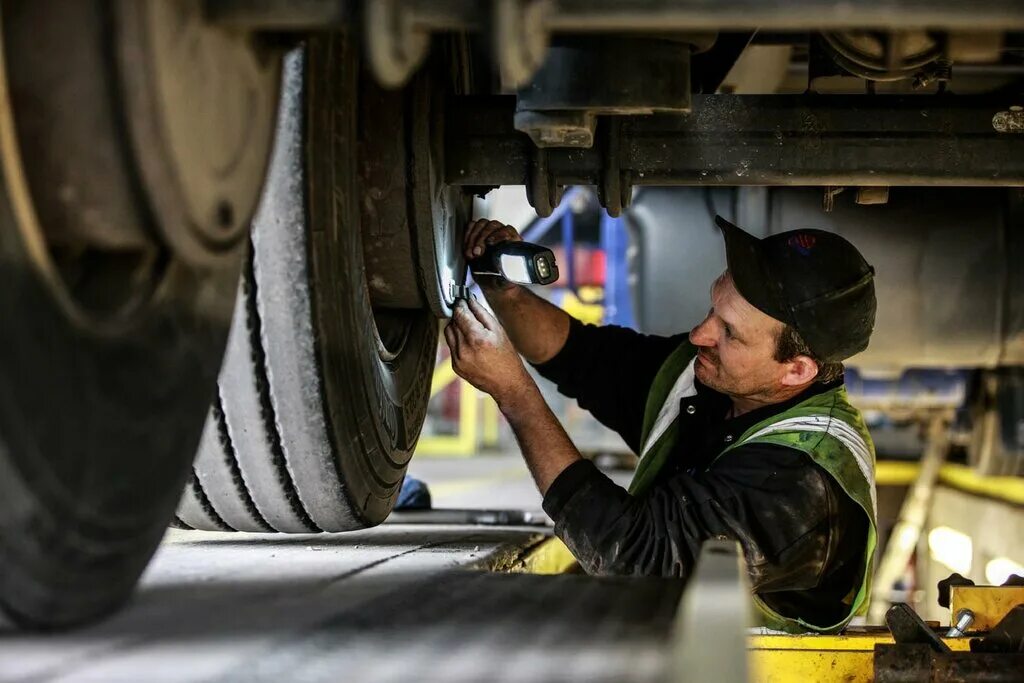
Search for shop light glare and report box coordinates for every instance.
[985,557,1024,586]
[927,526,972,575]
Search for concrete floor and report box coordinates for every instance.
[407,452,632,510]
[1,454,655,683]
[407,453,544,510]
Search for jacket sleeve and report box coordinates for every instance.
[531,317,689,453]
[542,445,846,589]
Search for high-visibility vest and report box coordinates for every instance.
[630,342,877,634]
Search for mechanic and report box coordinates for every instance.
[444,215,878,634]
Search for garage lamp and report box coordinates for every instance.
[928,526,973,576]
[985,557,1024,586]
[470,241,560,286]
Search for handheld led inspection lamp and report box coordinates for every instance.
[469,241,560,286]
[450,240,560,302]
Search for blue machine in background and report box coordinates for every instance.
[599,210,635,328]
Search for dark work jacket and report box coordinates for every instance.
[534,318,869,628]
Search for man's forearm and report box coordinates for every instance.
[495,381,581,495]
[480,285,571,365]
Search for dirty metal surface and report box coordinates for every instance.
[0,526,682,682]
[446,94,1024,189]
[206,0,1024,32]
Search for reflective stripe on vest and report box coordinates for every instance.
[639,357,697,458]
[739,415,877,512]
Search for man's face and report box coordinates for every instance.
[688,272,789,399]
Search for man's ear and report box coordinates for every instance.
[780,355,819,387]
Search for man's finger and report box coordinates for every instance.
[464,219,482,258]
[467,296,499,333]
[481,221,509,249]
[469,222,497,258]
[443,322,459,359]
[451,300,481,335]
[484,223,518,246]
[473,220,513,258]
[465,219,488,257]
[451,314,472,354]
[467,219,498,258]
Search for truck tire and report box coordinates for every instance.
[0,0,279,627]
[177,37,463,532]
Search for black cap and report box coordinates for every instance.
[715,215,876,363]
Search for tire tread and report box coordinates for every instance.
[242,247,321,532]
[211,393,273,532]
[178,475,233,532]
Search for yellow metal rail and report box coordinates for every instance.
[876,460,1024,506]
[416,348,509,456]
[516,537,578,575]
[416,368,480,457]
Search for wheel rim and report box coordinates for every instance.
[409,61,471,318]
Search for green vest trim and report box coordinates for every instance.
[630,342,699,497]
[630,343,878,635]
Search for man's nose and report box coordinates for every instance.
[689,317,716,348]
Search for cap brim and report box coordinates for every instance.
[714,215,789,325]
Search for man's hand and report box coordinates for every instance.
[445,296,581,494]
[444,297,532,405]
[465,219,523,292]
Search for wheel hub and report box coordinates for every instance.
[117,0,281,264]
[0,0,280,328]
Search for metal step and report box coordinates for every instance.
[216,571,683,682]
